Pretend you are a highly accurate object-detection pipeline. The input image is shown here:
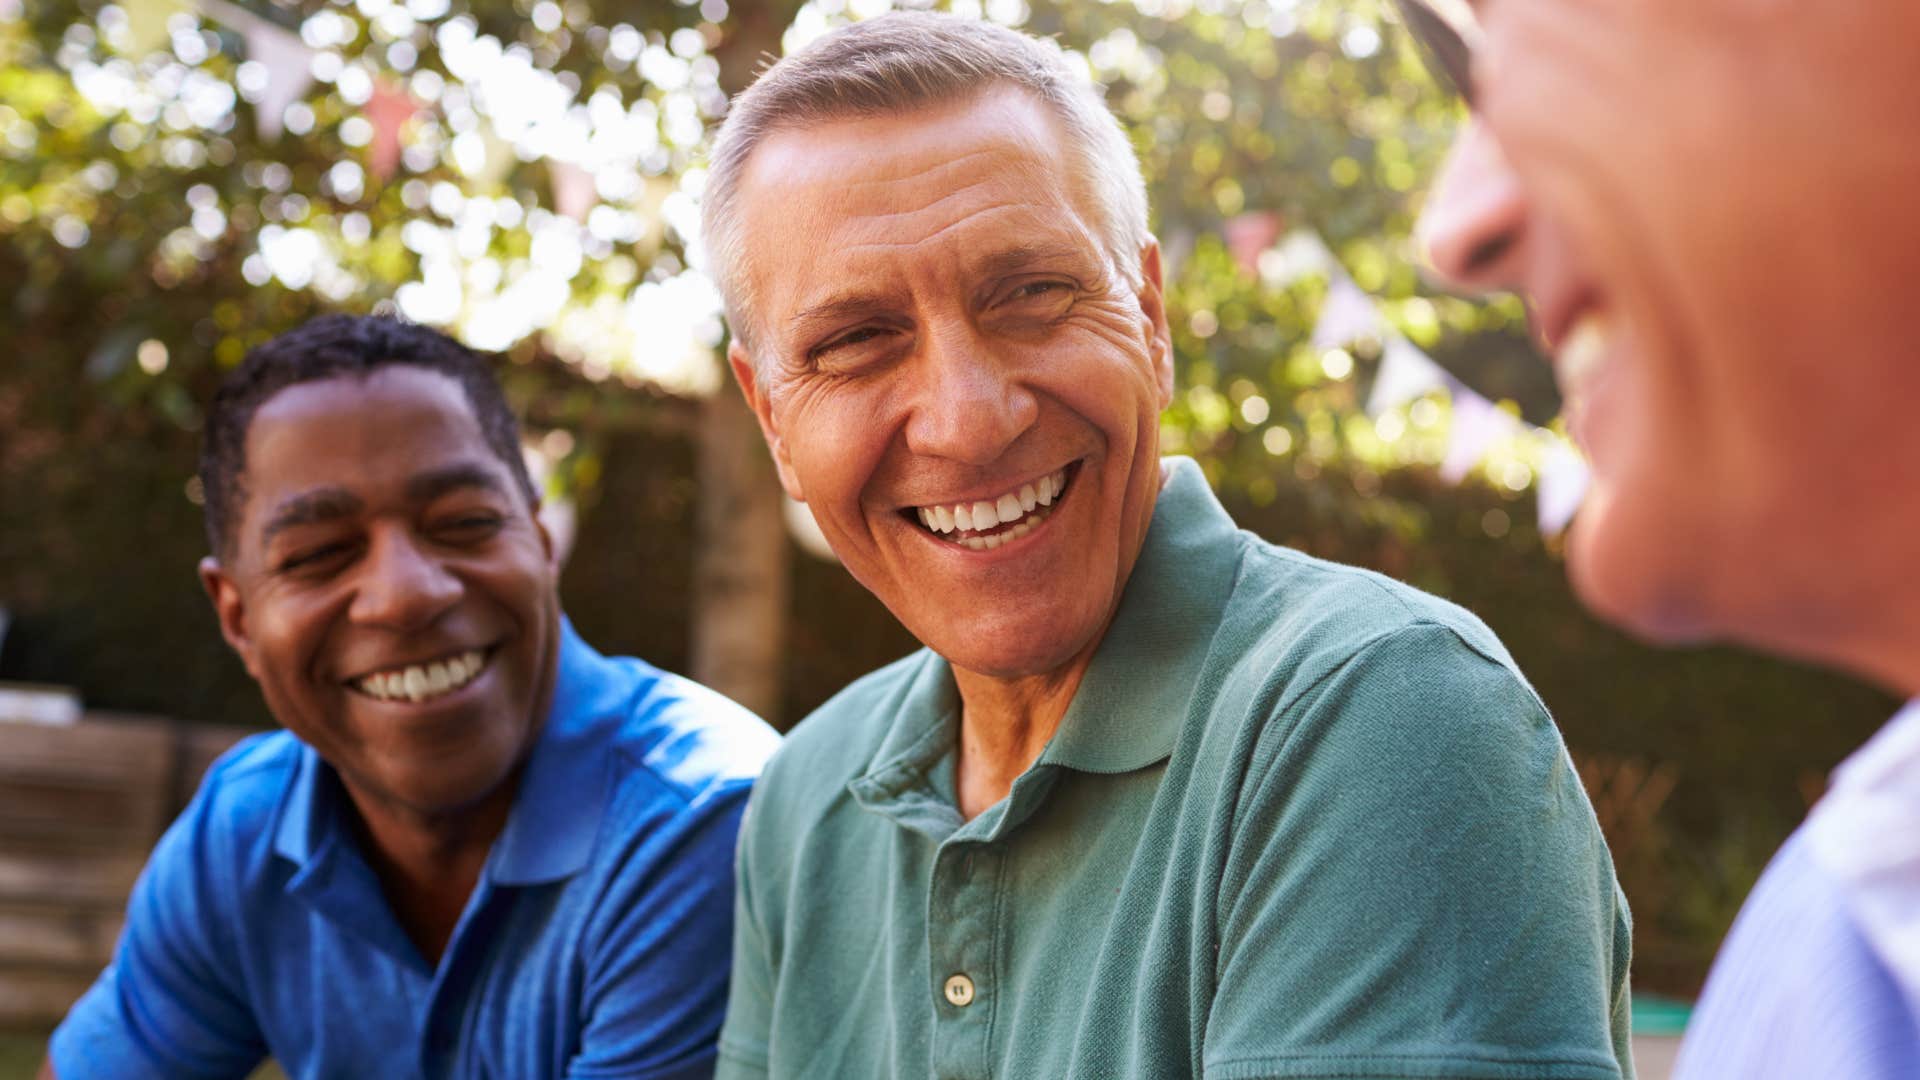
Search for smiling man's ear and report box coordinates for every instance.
[199,556,263,681]
[1137,239,1175,406]
[729,339,807,502]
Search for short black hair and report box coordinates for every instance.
[199,313,539,558]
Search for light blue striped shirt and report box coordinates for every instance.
[1676,701,1920,1078]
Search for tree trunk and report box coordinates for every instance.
[689,2,804,725]
[691,388,789,722]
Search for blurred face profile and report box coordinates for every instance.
[1416,0,1920,678]
[200,367,561,825]
[726,87,1174,683]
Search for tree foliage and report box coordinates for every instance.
[0,0,1897,993]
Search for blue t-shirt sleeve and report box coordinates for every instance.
[567,780,752,1080]
[50,758,267,1079]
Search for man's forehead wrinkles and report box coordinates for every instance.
[829,145,1008,191]
[837,200,1061,255]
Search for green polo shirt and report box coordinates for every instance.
[719,458,1632,1080]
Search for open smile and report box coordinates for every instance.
[347,645,497,704]
[902,461,1080,552]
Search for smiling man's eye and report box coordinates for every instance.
[435,512,506,539]
[279,541,354,574]
[816,326,889,356]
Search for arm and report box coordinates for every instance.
[35,1056,56,1080]
[566,782,754,1080]
[1203,623,1632,1080]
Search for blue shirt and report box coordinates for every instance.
[1676,701,1920,1079]
[51,620,780,1080]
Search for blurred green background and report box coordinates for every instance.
[0,4,1893,1059]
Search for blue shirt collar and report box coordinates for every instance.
[273,617,613,887]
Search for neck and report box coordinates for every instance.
[951,651,1095,821]
[343,776,519,966]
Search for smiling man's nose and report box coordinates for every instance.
[1418,119,1530,293]
[350,531,463,628]
[903,333,1040,465]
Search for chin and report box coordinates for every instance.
[1565,487,1718,647]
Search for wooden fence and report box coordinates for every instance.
[0,714,254,1029]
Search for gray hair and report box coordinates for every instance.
[701,10,1151,371]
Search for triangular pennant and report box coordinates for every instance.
[1535,438,1592,536]
[1259,229,1337,289]
[1223,211,1283,276]
[783,496,839,564]
[123,0,189,58]
[364,82,419,181]
[549,160,597,223]
[1439,379,1520,484]
[1310,277,1381,351]
[1366,335,1449,417]
[242,22,313,140]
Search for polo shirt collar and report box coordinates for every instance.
[1037,456,1241,774]
[272,617,611,887]
[848,456,1243,833]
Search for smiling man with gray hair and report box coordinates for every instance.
[706,12,1632,1079]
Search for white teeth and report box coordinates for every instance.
[356,649,489,703]
[1556,314,1612,402]
[912,467,1073,548]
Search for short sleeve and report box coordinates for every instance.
[714,788,774,1080]
[1203,623,1632,1080]
[49,763,267,1080]
[567,781,752,1080]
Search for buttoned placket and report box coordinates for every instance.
[927,838,1000,1080]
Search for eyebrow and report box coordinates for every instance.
[406,461,513,504]
[966,241,1097,281]
[784,241,1099,340]
[259,489,364,545]
[256,463,510,546]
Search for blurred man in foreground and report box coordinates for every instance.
[42,314,777,1079]
[1402,0,1920,1074]
[703,12,1631,1079]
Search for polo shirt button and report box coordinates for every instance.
[943,973,975,1007]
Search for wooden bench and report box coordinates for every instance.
[0,714,256,1029]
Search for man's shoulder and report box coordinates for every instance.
[564,640,781,806]
[1213,531,1530,704]
[187,729,305,835]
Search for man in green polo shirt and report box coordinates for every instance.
[701,12,1631,1079]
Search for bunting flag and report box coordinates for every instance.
[1535,439,1592,537]
[1310,276,1382,351]
[1439,380,1521,484]
[1259,229,1337,289]
[1223,211,1283,276]
[364,82,419,181]
[549,161,597,223]
[784,496,839,563]
[123,0,190,58]
[1366,335,1449,417]
[1159,225,1197,285]
[241,21,313,140]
